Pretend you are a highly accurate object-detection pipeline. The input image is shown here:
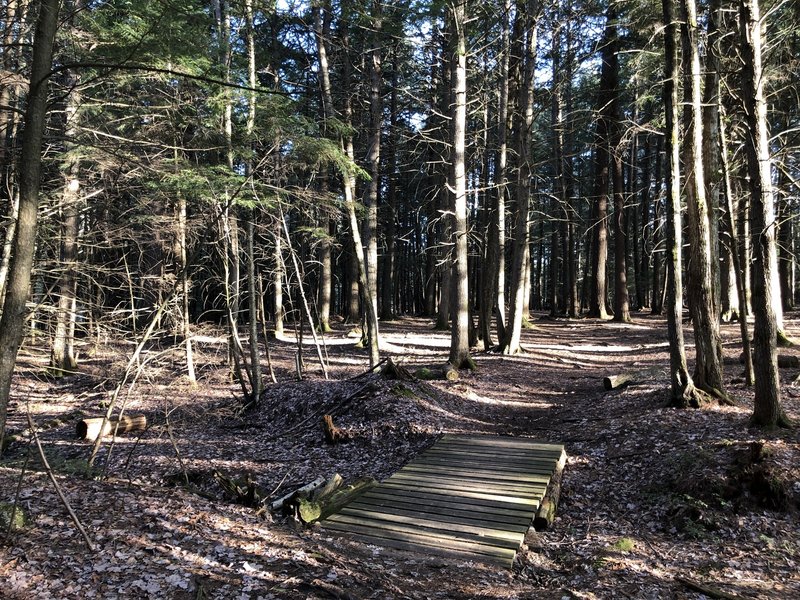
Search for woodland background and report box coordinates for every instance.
[0,0,799,596]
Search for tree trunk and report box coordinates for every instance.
[681,0,727,402]
[51,76,80,376]
[605,13,630,323]
[0,0,60,453]
[381,66,398,322]
[448,0,471,369]
[662,0,697,406]
[363,0,382,332]
[739,0,788,427]
[502,0,538,354]
[587,15,614,320]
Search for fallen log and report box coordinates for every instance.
[602,366,663,391]
[443,365,460,381]
[602,374,632,391]
[298,477,377,524]
[533,448,567,531]
[732,353,799,368]
[76,415,147,441]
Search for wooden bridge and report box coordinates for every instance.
[323,434,566,567]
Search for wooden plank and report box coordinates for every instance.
[327,512,522,550]
[422,446,562,466]
[441,434,564,452]
[385,471,548,497]
[380,480,540,507]
[335,531,513,568]
[409,454,557,475]
[323,434,565,568]
[348,498,533,531]
[340,502,531,534]
[323,520,518,562]
[397,463,551,485]
[431,444,565,463]
[358,487,538,517]
[354,490,535,524]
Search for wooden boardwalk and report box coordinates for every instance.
[323,434,565,567]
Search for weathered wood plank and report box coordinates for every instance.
[380,480,539,507]
[441,434,564,452]
[339,503,531,534]
[409,454,557,475]
[337,531,513,568]
[358,487,537,517]
[397,463,551,485]
[348,497,534,528]
[355,491,536,525]
[326,512,523,550]
[322,434,566,568]
[423,446,562,465]
[323,520,518,561]
[385,471,548,496]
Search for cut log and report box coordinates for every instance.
[322,414,350,444]
[76,415,147,441]
[312,473,344,501]
[603,367,664,391]
[735,353,799,368]
[603,374,632,391]
[443,365,460,381]
[299,477,377,524]
[533,449,567,531]
[269,476,326,513]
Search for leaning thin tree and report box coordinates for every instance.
[0,0,61,453]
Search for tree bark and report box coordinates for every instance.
[681,0,727,402]
[502,0,538,354]
[0,0,60,453]
[448,0,471,369]
[662,0,698,406]
[739,0,788,427]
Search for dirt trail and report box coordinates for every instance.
[1,313,798,599]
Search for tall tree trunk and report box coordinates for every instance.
[0,0,60,452]
[313,0,334,333]
[662,0,697,406]
[651,136,664,315]
[448,0,471,369]
[273,222,285,336]
[604,13,629,323]
[739,0,788,427]
[381,65,398,321]
[342,15,379,366]
[681,0,727,402]
[719,99,753,385]
[587,16,614,320]
[502,0,538,354]
[51,73,80,376]
[244,0,260,400]
[363,0,382,331]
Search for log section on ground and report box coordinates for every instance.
[76,415,147,441]
[322,434,565,568]
[602,366,664,390]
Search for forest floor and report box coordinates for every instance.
[0,312,798,599]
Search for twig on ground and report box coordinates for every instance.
[4,441,31,541]
[27,404,95,552]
